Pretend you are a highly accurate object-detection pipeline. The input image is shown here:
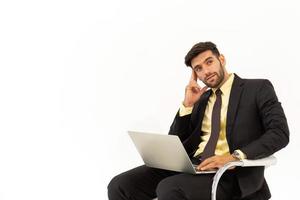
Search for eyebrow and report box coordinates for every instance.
[193,56,213,69]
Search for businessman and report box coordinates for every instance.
[107,42,289,200]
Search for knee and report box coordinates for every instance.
[156,178,169,197]
[107,174,126,199]
[156,178,186,200]
[107,174,137,199]
[107,175,119,199]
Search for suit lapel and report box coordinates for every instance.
[226,74,245,148]
[194,90,212,131]
[183,89,211,155]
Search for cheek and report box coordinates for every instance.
[213,64,222,73]
[197,75,205,82]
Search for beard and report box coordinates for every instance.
[203,62,225,88]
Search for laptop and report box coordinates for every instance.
[128,131,216,174]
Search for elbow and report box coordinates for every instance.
[276,127,290,151]
[281,130,289,148]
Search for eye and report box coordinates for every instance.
[207,59,213,65]
[194,66,202,72]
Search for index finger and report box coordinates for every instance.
[190,70,197,82]
[197,157,213,170]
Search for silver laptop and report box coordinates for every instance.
[128,131,216,174]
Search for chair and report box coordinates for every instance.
[153,155,277,200]
[211,155,276,200]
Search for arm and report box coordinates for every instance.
[169,109,193,140]
[240,80,289,159]
[197,79,288,171]
[169,71,208,140]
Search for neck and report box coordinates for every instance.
[216,72,230,89]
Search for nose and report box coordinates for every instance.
[202,67,210,76]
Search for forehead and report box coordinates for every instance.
[191,50,216,68]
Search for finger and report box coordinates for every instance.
[200,86,209,93]
[201,86,209,90]
[186,85,201,93]
[190,70,197,82]
[200,162,218,171]
[197,157,214,169]
[198,160,207,169]
[188,82,201,91]
[198,158,218,171]
[189,81,200,88]
[191,87,200,93]
[197,162,215,171]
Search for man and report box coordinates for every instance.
[107,42,289,200]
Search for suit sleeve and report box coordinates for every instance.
[168,110,193,141]
[168,98,203,141]
[240,80,289,159]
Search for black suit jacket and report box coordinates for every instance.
[169,74,289,199]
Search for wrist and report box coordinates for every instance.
[183,101,194,107]
[231,150,245,161]
[230,154,239,161]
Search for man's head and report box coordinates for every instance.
[184,41,229,88]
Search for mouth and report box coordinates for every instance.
[206,73,216,82]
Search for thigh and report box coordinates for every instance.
[108,165,178,199]
[157,171,237,200]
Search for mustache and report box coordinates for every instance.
[205,73,217,82]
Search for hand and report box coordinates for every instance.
[196,155,238,171]
[183,70,208,107]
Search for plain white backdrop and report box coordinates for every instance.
[0,0,299,199]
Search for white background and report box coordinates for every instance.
[0,0,299,199]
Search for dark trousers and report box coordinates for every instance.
[107,165,239,200]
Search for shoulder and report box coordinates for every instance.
[235,74,274,90]
[238,77,278,102]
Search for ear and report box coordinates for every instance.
[219,54,226,67]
